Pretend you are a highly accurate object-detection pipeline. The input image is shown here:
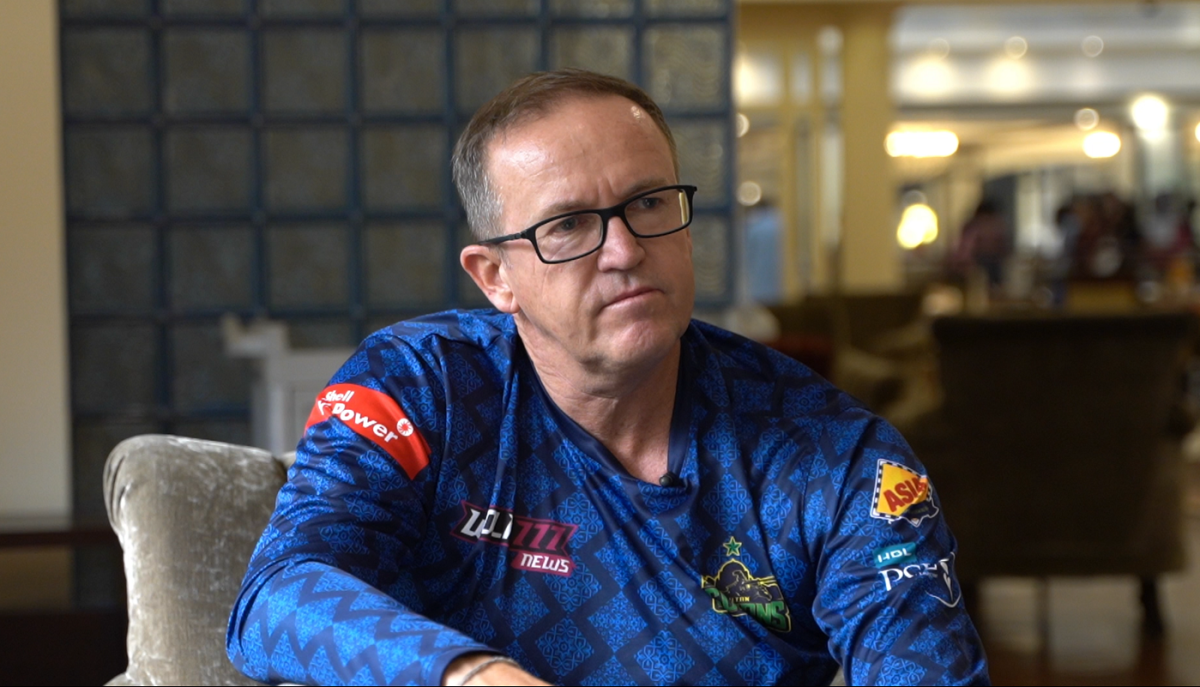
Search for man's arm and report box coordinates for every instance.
[226,416,506,685]
[442,654,548,686]
[808,412,990,686]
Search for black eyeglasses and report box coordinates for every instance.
[477,184,698,264]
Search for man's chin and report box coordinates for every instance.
[600,318,686,367]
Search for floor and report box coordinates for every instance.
[980,461,1200,686]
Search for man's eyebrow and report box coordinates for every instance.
[538,178,673,218]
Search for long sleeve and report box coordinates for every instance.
[226,340,497,686]
[807,412,990,686]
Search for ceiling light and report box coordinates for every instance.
[898,204,939,249]
[736,113,750,138]
[1131,95,1170,131]
[927,38,950,59]
[737,181,763,206]
[1004,36,1028,59]
[986,58,1033,97]
[1074,108,1100,131]
[1195,122,1200,143]
[817,26,843,56]
[1082,35,1104,57]
[1083,131,1121,159]
[886,131,959,158]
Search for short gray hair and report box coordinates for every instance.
[452,68,679,241]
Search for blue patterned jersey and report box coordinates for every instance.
[227,309,989,686]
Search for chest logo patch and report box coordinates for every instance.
[452,501,578,577]
[702,539,792,633]
[870,459,939,527]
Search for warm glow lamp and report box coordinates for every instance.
[897,204,938,249]
[886,131,959,158]
[1083,131,1121,159]
[1131,95,1169,131]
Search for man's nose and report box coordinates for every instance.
[597,215,646,270]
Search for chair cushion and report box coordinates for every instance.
[104,435,287,686]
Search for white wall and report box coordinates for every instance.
[0,0,71,518]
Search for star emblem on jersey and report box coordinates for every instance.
[722,536,742,557]
[870,458,940,527]
[702,544,792,633]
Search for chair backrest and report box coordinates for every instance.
[769,292,924,352]
[930,312,1195,577]
[103,435,289,686]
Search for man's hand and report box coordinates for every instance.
[442,653,549,686]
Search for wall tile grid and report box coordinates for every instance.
[61,0,733,550]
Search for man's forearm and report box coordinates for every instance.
[228,559,495,686]
[441,653,548,686]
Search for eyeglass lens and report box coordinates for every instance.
[533,187,692,262]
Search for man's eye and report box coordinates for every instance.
[636,197,663,210]
[553,216,581,232]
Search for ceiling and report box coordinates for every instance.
[892,2,1200,108]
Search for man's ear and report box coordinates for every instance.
[460,244,519,314]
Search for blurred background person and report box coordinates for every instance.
[949,199,1012,288]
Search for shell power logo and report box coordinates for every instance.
[870,459,939,527]
[306,383,430,479]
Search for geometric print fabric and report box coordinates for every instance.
[228,309,990,685]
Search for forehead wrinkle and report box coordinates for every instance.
[487,95,674,228]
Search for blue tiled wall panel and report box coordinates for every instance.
[60,1,735,564]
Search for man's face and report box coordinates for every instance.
[474,94,695,375]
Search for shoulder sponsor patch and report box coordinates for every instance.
[872,543,916,568]
[870,459,939,526]
[877,552,962,608]
[305,383,430,479]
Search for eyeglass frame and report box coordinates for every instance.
[475,184,699,265]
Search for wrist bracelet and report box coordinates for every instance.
[452,655,519,687]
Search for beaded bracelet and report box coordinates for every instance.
[451,655,520,687]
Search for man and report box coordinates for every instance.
[227,69,989,686]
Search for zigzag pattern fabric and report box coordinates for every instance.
[227,310,990,685]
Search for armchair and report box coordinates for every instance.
[103,435,290,685]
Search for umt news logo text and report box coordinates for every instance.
[453,502,578,577]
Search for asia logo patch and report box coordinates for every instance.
[870,459,939,527]
[701,537,792,633]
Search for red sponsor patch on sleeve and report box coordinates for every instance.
[305,383,430,479]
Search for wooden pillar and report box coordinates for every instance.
[0,0,70,518]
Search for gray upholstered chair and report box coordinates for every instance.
[103,435,291,686]
[102,437,854,686]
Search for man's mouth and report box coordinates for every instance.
[606,286,658,308]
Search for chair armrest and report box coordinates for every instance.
[104,435,286,686]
